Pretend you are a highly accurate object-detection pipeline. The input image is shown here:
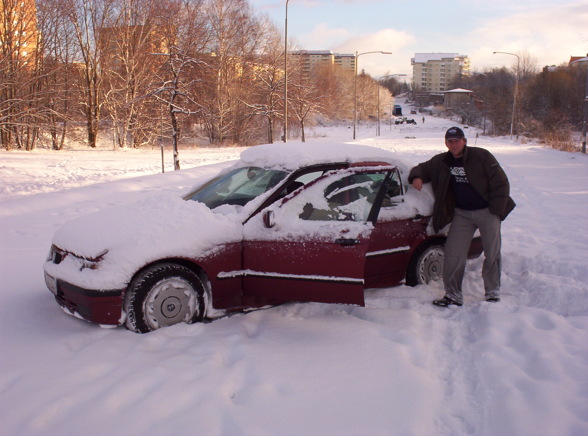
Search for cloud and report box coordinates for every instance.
[296,23,353,50]
[336,29,416,76]
[296,25,415,76]
[468,3,588,69]
[333,28,415,54]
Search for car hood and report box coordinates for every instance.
[48,194,242,289]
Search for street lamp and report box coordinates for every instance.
[493,51,520,140]
[283,0,290,142]
[583,70,588,154]
[353,51,392,140]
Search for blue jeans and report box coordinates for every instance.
[443,208,502,304]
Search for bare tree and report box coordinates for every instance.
[379,75,408,96]
[314,64,354,122]
[241,15,284,143]
[200,0,262,145]
[452,68,517,135]
[149,0,208,169]
[287,57,324,142]
[65,0,118,148]
[100,0,168,148]
[356,71,378,122]
[37,0,80,150]
[1,0,44,150]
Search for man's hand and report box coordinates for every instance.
[411,177,423,191]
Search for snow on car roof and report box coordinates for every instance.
[237,141,409,173]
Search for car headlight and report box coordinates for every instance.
[47,245,108,271]
[47,245,66,264]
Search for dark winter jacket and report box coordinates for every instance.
[408,145,516,232]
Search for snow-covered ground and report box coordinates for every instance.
[1,113,587,436]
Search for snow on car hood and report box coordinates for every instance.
[47,194,242,290]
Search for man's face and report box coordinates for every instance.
[445,138,466,158]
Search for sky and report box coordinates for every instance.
[249,0,588,79]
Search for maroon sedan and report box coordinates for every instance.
[44,142,482,332]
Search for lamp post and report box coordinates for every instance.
[582,70,587,154]
[283,0,290,142]
[353,51,392,140]
[493,51,520,140]
[582,70,588,154]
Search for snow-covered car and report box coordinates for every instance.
[44,142,482,333]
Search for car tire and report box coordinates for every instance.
[125,263,205,333]
[405,240,445,287]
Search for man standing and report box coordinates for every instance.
[408,127,515,307]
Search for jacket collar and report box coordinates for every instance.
[443,144,469,164]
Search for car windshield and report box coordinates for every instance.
[185,166,289,209]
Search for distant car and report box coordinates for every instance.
[410,110,417,114]
[394,118,404,125]
[405,119,417,125]
[44,143,482,333]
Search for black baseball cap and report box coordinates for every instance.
[445,126,465,140]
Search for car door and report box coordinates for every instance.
[364,169,430,288]
[365,216,429,288]
[240,169,392,307]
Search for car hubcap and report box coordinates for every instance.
[145,278,196,329]
[418,247,444,284]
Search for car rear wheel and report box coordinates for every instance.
[405,240,445,286]
[125,263,205,333]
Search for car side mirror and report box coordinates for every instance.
[263,210,276,228]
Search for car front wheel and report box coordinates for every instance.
[405,240,445,287]
[125,263,205,333]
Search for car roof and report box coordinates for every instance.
[237,141,408,173]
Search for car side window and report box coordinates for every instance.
[299,173,387,222]
[378,170,403,208]
[277,170,324,198]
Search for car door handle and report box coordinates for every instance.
[335,238,360,246]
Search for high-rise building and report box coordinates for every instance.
[334,53,356,73]
[411,53,470,93]
[291,50,355,75]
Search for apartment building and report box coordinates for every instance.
[334,53,356,72]
[0,0,38,66]
[411,53,470,93]
[291,50,356,75]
